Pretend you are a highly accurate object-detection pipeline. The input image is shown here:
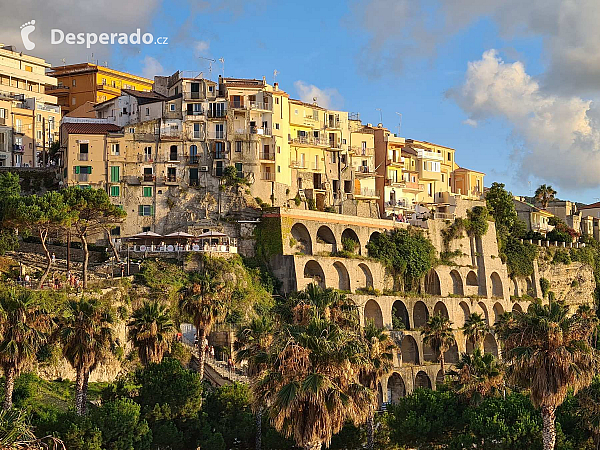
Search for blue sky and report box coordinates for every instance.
[3,0,599,203]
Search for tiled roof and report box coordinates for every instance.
[580,201,600,210]
[62,122,122,134]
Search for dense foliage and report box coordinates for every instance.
[366,228,436,291]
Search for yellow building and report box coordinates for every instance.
[454,167,484,199]
[48,63,153,115]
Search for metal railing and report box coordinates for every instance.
[207,131,226,139]
[261,171,275,181]
[78,153,89,161]
[356,187,378,197]
[259,152,275,160]
[249,101,272,111]
[289,136,329,147]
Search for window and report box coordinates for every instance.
[441,173,445,183]
[0,133,4,151]
[210,102,225,117]
[110,166,119,182]
[110,185,120,197]
[276,98,279,104]
[110,226,120,236]
[112,80,116,88]
[72,97,76,105]
[143,186,152,197]
[277,146,280,154]
[102,78,106,85]
[37,130,42,140]
[215,141,224,159]
[143,146,152,162]
[275,123,279,130]
[331,152,336,163]
[169,145,178,161]
[215,160,224,177]
[15,119,22,133]
[235,141,242,152]
[142,226,151,232]
[277,165,281,173]
[235,162,243,178]
[72,79,76,86]
[139,205,154,216]
[0,108,5,119]
[428,183,432,196]
[25,65,32,72]
[78,143,89,161]
[129,127,134,133]
[448,153,451,161]
[215,123,224,139]
[122,107,127,114]
[169,104,176,111]
[146,107,150,115]
[167,167,176,182]
[189,145,198,163]
[37,114,42,122]
[111,143,120,156]
[193,123,201,139]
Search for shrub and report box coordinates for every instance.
[552,249,572,265]
[342,237,358,253]
[307,198,317,210]
[539,278,550,298]
[502,237,538,277]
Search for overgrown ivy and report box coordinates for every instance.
[501,237,539,277]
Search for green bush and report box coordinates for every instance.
[307,198,317,210]
[553,249,572,265]
[502,237,538,277]
[539,278,550,298]
[342,237,358,253]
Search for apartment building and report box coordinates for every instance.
[348,116,378,203]
[48,63,153,115]
[0,45,61,167]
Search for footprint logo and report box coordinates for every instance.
[20,20,36,51]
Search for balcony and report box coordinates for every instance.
[0,118,5,126]
[143,174,155,183]
[207,110,227,119]
[249,101,272,111]
[160,129,183,139]
[98,83,121,96]
[183,90,204,101]
[356,165,375,177]
[355,187,379,198]
[349,146,374,156]
[137,155,154,163]
[47,85,70,96]
[387,158,403,168]
[326,119,340,129]
[531,223,555,233]
[13,144,24,152]
[289,136,329,148]
[403,181,424,192]
[230,100,245,109]
[290,160,306,169]
[185,109,205,118]
[416,149,443,161]
[207,131,226,140]
[251,126,271,136]
[259,152,275,161]
[261,171,275,181]
[190,130,205,140]
[188,155,200,164]
[78,153,89,161]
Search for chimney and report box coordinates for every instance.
[262,75,266,84]
[274,82,279,91]
[377,123,383,128]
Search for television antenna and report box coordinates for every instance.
[198,56,215,75]
[273,69,279,84]
[218,57,225,77]
[376,108,382,124]
[395,112,402,136]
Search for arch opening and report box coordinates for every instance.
[433,301,449,319]
[493,302,504,326]
[364,299,384,328]
[478,302,490,326]
[425,269,441,295]
[491,272,503,298]
[483,333,499,357]
[512,303,523,314]
[358,263,374,290]
[415,371,432,389]
[466,271,478,286]
[459,301,470,327]
[392,300,410,330]
[303,260,325,288]
[317,226,337,253]
[291,223,312,255]
[413,301,429,328]
[445,342,459,364]
[387,373,406,403]
[450,270,464,296]
[400,335,419,365]
[333,261,350,291]
[341,228,361,254]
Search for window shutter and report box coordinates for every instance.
[150,205,154,216]
[89,166,92,174]
[75,166,80,174]
[138,205,143,216]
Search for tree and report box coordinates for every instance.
[91,398,151,450]
[485,182,521,241]
[359,321,395,450]
[0,172,21,256]
[421,313,455,377]
[576,377,600,449]
[449,348,504,404]
[12,191,75,288]
[0,288,49,410]
[236,316,275,450]
[462,313,489,352]
[62,187,126,288]
[178,269,229,380]
[127,301,175,366]
[253,293,372,450]
[535,184,557,209]
[58,298,115,415]
[499,301,598,450]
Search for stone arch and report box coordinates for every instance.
[423,342,437,362]
[526,277,533,295]
[450,270,464,296]
[466,270,478,286]
[478,301,490,326]
[369,231,382,244]
[413,301,429,328]
[400,335,419,364]
[445,342,459,364]
[364,299,384,328]
[387,373,406,403]
[490,272,503,298]
[483,333,498,357]
[392,300,410,330]
[512,303,523,314]
[317,225,337,253]
[303,260,325,287]
[436,369,445,386]
[433,301,449,319]
[459,301,470,327]
[415,371,432,389]
[493,302,504,326]
[358,263,373,290]
[512,278,519,297]
[291,223,312,255]
[341,228,361,254]
[425,269,441,295]
[332,261,350,291]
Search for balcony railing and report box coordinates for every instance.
[249,101,272,111]
[78,174,89,182]
[416,149,443,161]
[188,155,200,164]
[208,131,226,139]
[385,199,409,208]
[327,119,340,129]
[356,187,378,197]
[143,174,155,182]
[349,146,374,156]
[13,144,24,152]
[78,153,89,161]
[289,136,329,147]
[261,171,275,181]
[251,127,271,136]
[260,152,275,161]
[137,155,154,162]
[356,165,374,175]
[183,91,203,100]
[207,109,227,119]
[185,109,205,117]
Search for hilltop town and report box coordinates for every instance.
[1,43,600,450]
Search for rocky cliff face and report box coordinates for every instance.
[537,258,595,307]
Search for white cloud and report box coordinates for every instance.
[463,118,478,127]
[194,40,210,56]
[294,81,343,109]
[448,50,600,189]
[140,56,164,79]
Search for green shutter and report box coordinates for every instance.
[150,205,154,216]
[143,187,152,197]
[110,185,119,197]
[138,205,143,216]
[89,166,92,174]
[110,166,120,182]
[75,166,80,174]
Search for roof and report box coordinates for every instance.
[120,89,166,104]
[513,199,554,216]
[222,77,266,88]
[48,63,153,84]
[289,98,326,110]
[62,122,122,135]
[454,166,485,175]
[580,201,600,210]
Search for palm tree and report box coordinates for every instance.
[448,348,504,404]
[253,301,372,450]
[58,298,114,415]
[127,301,175,366]
[535,184,557,209]
[292,283,358,327]
[499,301,598,450]
[236,316,275,450]
[421,313,455,377]
[0,289,49,410]
[359,320,395,450]
[178,270,229,380]
[462,312,489,352]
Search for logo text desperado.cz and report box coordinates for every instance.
[51,29,168,48]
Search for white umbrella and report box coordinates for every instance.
[164,231,194,238]
[131,231,162,238]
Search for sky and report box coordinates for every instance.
[2,0,600,203]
